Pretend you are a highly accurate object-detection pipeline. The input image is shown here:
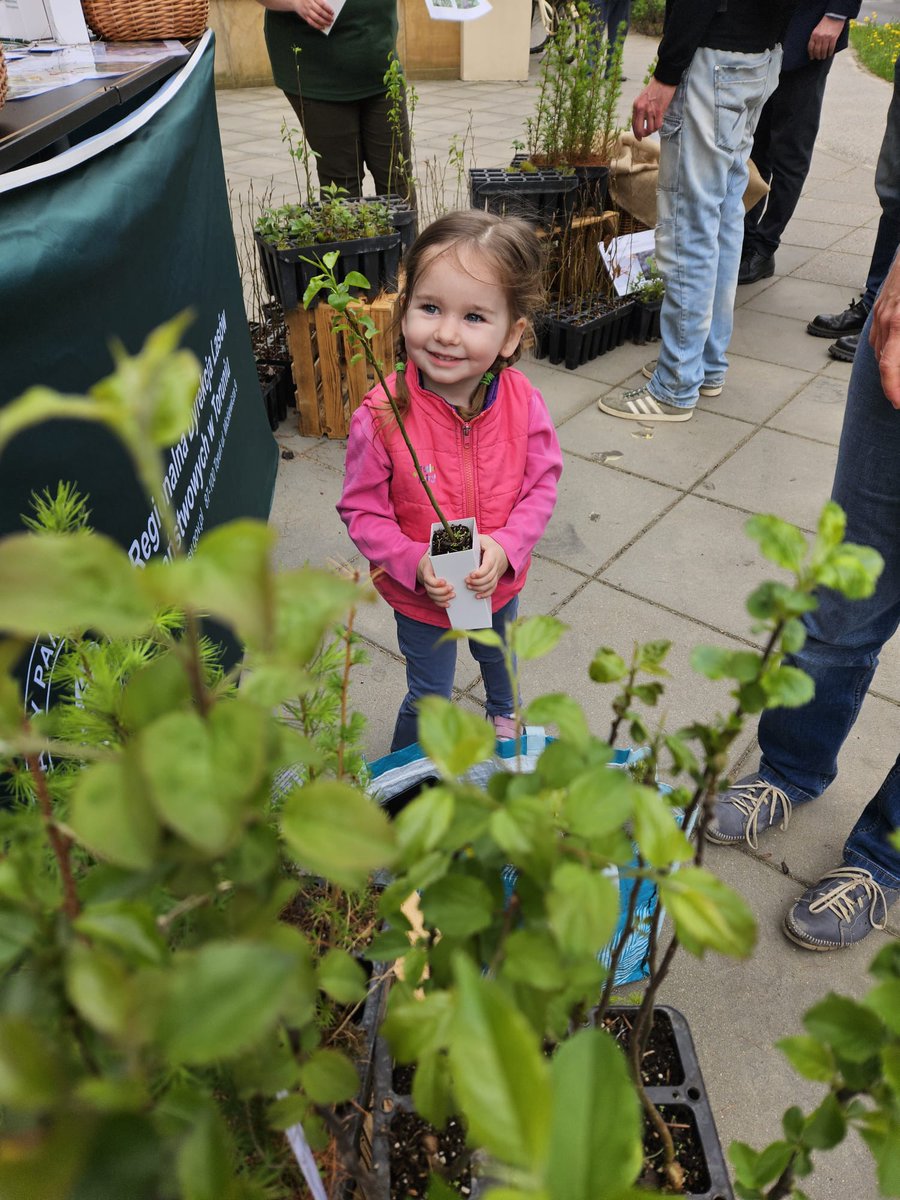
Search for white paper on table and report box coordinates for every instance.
[424,0,492,21]
[599,228,657,297]
[320,0,347,35]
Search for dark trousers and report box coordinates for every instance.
[284,91,413,201]
[743,57,832,257]
[390,598,518,752]
[863,56,900,309]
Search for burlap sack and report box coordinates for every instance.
[608,132,769,227]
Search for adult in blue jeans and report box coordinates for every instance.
[598,0,786,424]
[806,55,900,364]
[707,254,900,949]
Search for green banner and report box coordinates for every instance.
[0,34,278,711]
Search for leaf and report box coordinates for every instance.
[394,788,455,861]
[631,787,693,868]
[0,532,156,638]
[803,993,887,1062]
[802,1093,846,1151]
[412,1048,454,1130]
[381,991,455,1064]
[659,868,757,958]
[502,929,564,991]
[865,980,900,1034]
[420,876,494,938]
[316,949,367,1006]
[65,942,133,1039]
[745,514,807,572]
[588,648,627,683]
[776,1035,835,1083]
[158,941,295,1065]
[858,1112,900,1195]
[280,779,396,891]
[74,901,167,967]
[155,521,277,645]
[176,1103,234,1200]
[509,615,567,661]
[814,501,846,553]
[417,697,495,777]
[524,694,589,745]
[299,1049,361,1105]
[344,270,371,289]
[462,628,504,650]
[816,542,884,600]
[68,758,160,870]
[691,646,760,683]
[448,956,551,1173]
[0,1018,65,1109]
[762,665,814,709]
[546,1028,642,1200]
[547,863,618,959]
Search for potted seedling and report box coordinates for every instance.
[630,256,666,345]
[303,253,491,630]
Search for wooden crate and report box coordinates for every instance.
[284,293,399,438]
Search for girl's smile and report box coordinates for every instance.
[401,247,527,409]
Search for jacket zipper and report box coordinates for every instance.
[461,422,476,518]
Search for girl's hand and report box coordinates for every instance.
[465,536,509,600]
[294,0,335,31]
[417,552,455,608]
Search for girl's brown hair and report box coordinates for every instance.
[387,210,545,423]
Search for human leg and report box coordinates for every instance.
[470,597,519,720]
[747,59,831,258]
[862,56,900,310]
[649,47,780,408]
[283,93,365,197]
[391,613,458,752]
[710,308,900,884]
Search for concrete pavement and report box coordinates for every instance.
[218,33,898,1198]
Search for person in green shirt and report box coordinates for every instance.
[257,0,413,200]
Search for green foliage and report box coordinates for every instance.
[731,944,900,1198]
[0,321,892,1200]
[526,0,625,166]
[255,185,393,251]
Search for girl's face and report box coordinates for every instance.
[401,245,527,410]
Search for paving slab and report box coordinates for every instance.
[727,309,842,373]
[601,494,778,645]
[565,395,755,492]
[536,452,678,575]
[765,373,848,446]
[743,274,857,321]
[702,427,838,532]
[698,355,811,425]
[791,247,878,289]
[779,216,855,249]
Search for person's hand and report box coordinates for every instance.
[417,552,455,608]
[870,255,900,410]
[632,78,677,140]
[808,15,844,59]
[465,536,509,600]
[294,0,335,31]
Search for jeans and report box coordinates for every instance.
[649,46,781,409]
[863,56,900,310]
[756,305,900,888]
[744,57,832,257]
[391,597,518,751]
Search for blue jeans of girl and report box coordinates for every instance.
[757,303,900,889]
[391,597,518,752]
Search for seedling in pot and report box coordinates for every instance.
[302,252,468,554]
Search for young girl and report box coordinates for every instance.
[337,210,563,751]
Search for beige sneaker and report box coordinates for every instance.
[598,386,693,422]
[641,360,723,398]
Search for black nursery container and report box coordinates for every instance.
[255,229,402,311]
[469,165,579,228]
[606,1006,734,1200]
[631,295,663,345]
[534,298,635,369]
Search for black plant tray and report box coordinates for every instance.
[573,163,610,211]
[534,297,635,369]
[602,1005,734,1200]
[469,165,579,228]
[255,229,402,311]
[363,1036,485,1200]
[631,296,663,345]
[372,195,418,257]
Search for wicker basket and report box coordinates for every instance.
[0,45,8,110]
[81,0,208,40]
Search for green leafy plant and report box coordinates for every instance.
[302,252,466,549]
[0,320,894,1200]
[526,0,625,167]
[632,256,665,302]
[730,940,900,1198]
[255,185,394,252]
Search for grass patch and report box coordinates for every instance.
[849,17,900,81]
